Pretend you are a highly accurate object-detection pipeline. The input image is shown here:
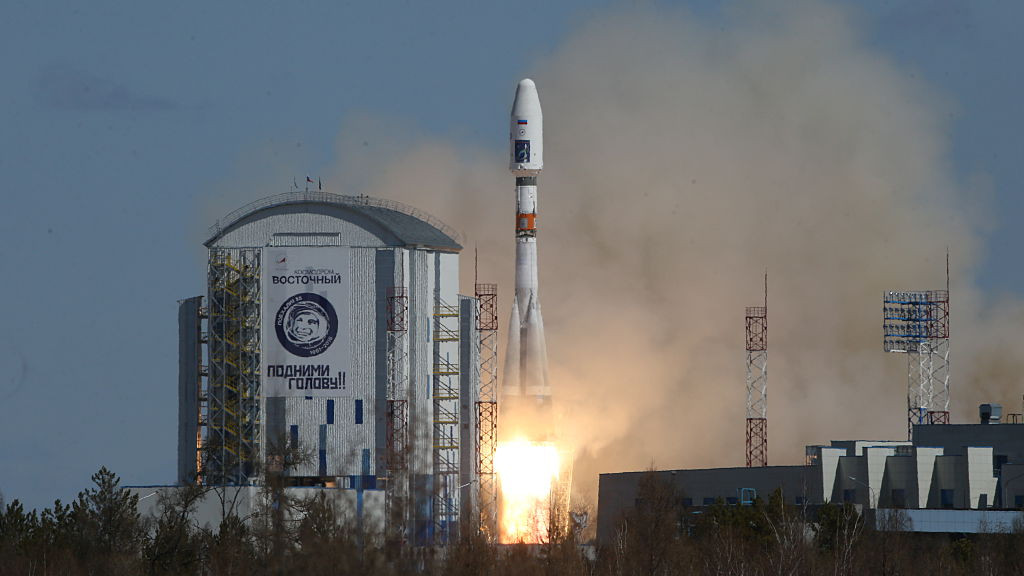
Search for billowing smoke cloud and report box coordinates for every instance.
[229,1,1024,498]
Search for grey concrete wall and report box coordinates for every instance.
[915,424,1024,467]
[597,466,810,544]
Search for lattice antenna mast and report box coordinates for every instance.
[475,282,498,540]
[385,251,410,543]
[933,251,951,418]
[883,261,950,440]
[745,273,768,467]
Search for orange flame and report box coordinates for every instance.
[495,439,560,544]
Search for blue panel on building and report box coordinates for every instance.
[318,424,327,477]
[355,399,363,424]
[290,425,299,449]
[326,399,335,424]
[941,489,955,509]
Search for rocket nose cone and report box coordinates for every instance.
[512,78,542,116]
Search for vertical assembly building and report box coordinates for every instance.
[175,190,482,544]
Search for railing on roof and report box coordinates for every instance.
[207,191,462,245]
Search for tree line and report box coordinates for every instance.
[601,470,1024,576]
[3,467,1024,575]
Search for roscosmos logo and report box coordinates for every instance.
[274,293,338,357]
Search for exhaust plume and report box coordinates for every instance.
[218,0,1024,497]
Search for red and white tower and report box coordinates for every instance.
[745,275,768,467]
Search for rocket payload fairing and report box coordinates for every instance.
[503,78,552,416]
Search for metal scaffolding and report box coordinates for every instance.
[475,283,498,540]
[205,249,262,484]
[883,289,950,439]
[745,300,768,468]
[385,284,410,542]
[194,298,209,484]
[433,300,461,543]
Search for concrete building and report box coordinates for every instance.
[598,421,1024,542]
[132,191,484,545]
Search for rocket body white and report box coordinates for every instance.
[504,79,551,409]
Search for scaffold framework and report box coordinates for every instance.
[205,249,261,484]
[433,300,461,543]
[193,298,209,484]
[475,283,498,540]
[385,282,410,542]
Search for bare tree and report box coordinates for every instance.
[813,502,863,576]
[762,489,807,576]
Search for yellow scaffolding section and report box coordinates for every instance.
[432,300,460,543]
[203,249,261,484]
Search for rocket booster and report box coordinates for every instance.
[504,78,551,409]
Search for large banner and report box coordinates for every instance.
[261,247,352,397]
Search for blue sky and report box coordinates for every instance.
[1,1,1022,509]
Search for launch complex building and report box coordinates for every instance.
[130,189,498,545]
[130,80,560,546]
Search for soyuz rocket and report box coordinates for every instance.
[503,78,552,421]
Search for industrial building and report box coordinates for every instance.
[597,415,1024,543]
[131,190,499,545]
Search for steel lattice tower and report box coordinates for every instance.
[385,283,410,543]
[883,288,950,438]
[474,283,498,540]
[745,275,768,468]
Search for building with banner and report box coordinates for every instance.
[151,190,485,545]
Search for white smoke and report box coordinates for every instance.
[221,0,1024,498]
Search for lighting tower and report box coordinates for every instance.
[475,282,498,539]
[883,290,950,438]
[883,258,951,439]
[745,274,768,468]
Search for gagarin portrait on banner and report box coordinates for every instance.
[274,292,338,357]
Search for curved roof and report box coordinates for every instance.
[205,191,462,251]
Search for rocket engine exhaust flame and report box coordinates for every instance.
[495,439,560,544]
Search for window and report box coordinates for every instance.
[940,489,955,509]
[795,496,805,506]
[318,425,327,477]
[703,497,715,506]
[891,489,906,509]
[1014,494,1023,509]
[726,497,738,505]
[326,399,335,424]
[355,399,363,424]
[843,489,856,503]
[681,498,693,507]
